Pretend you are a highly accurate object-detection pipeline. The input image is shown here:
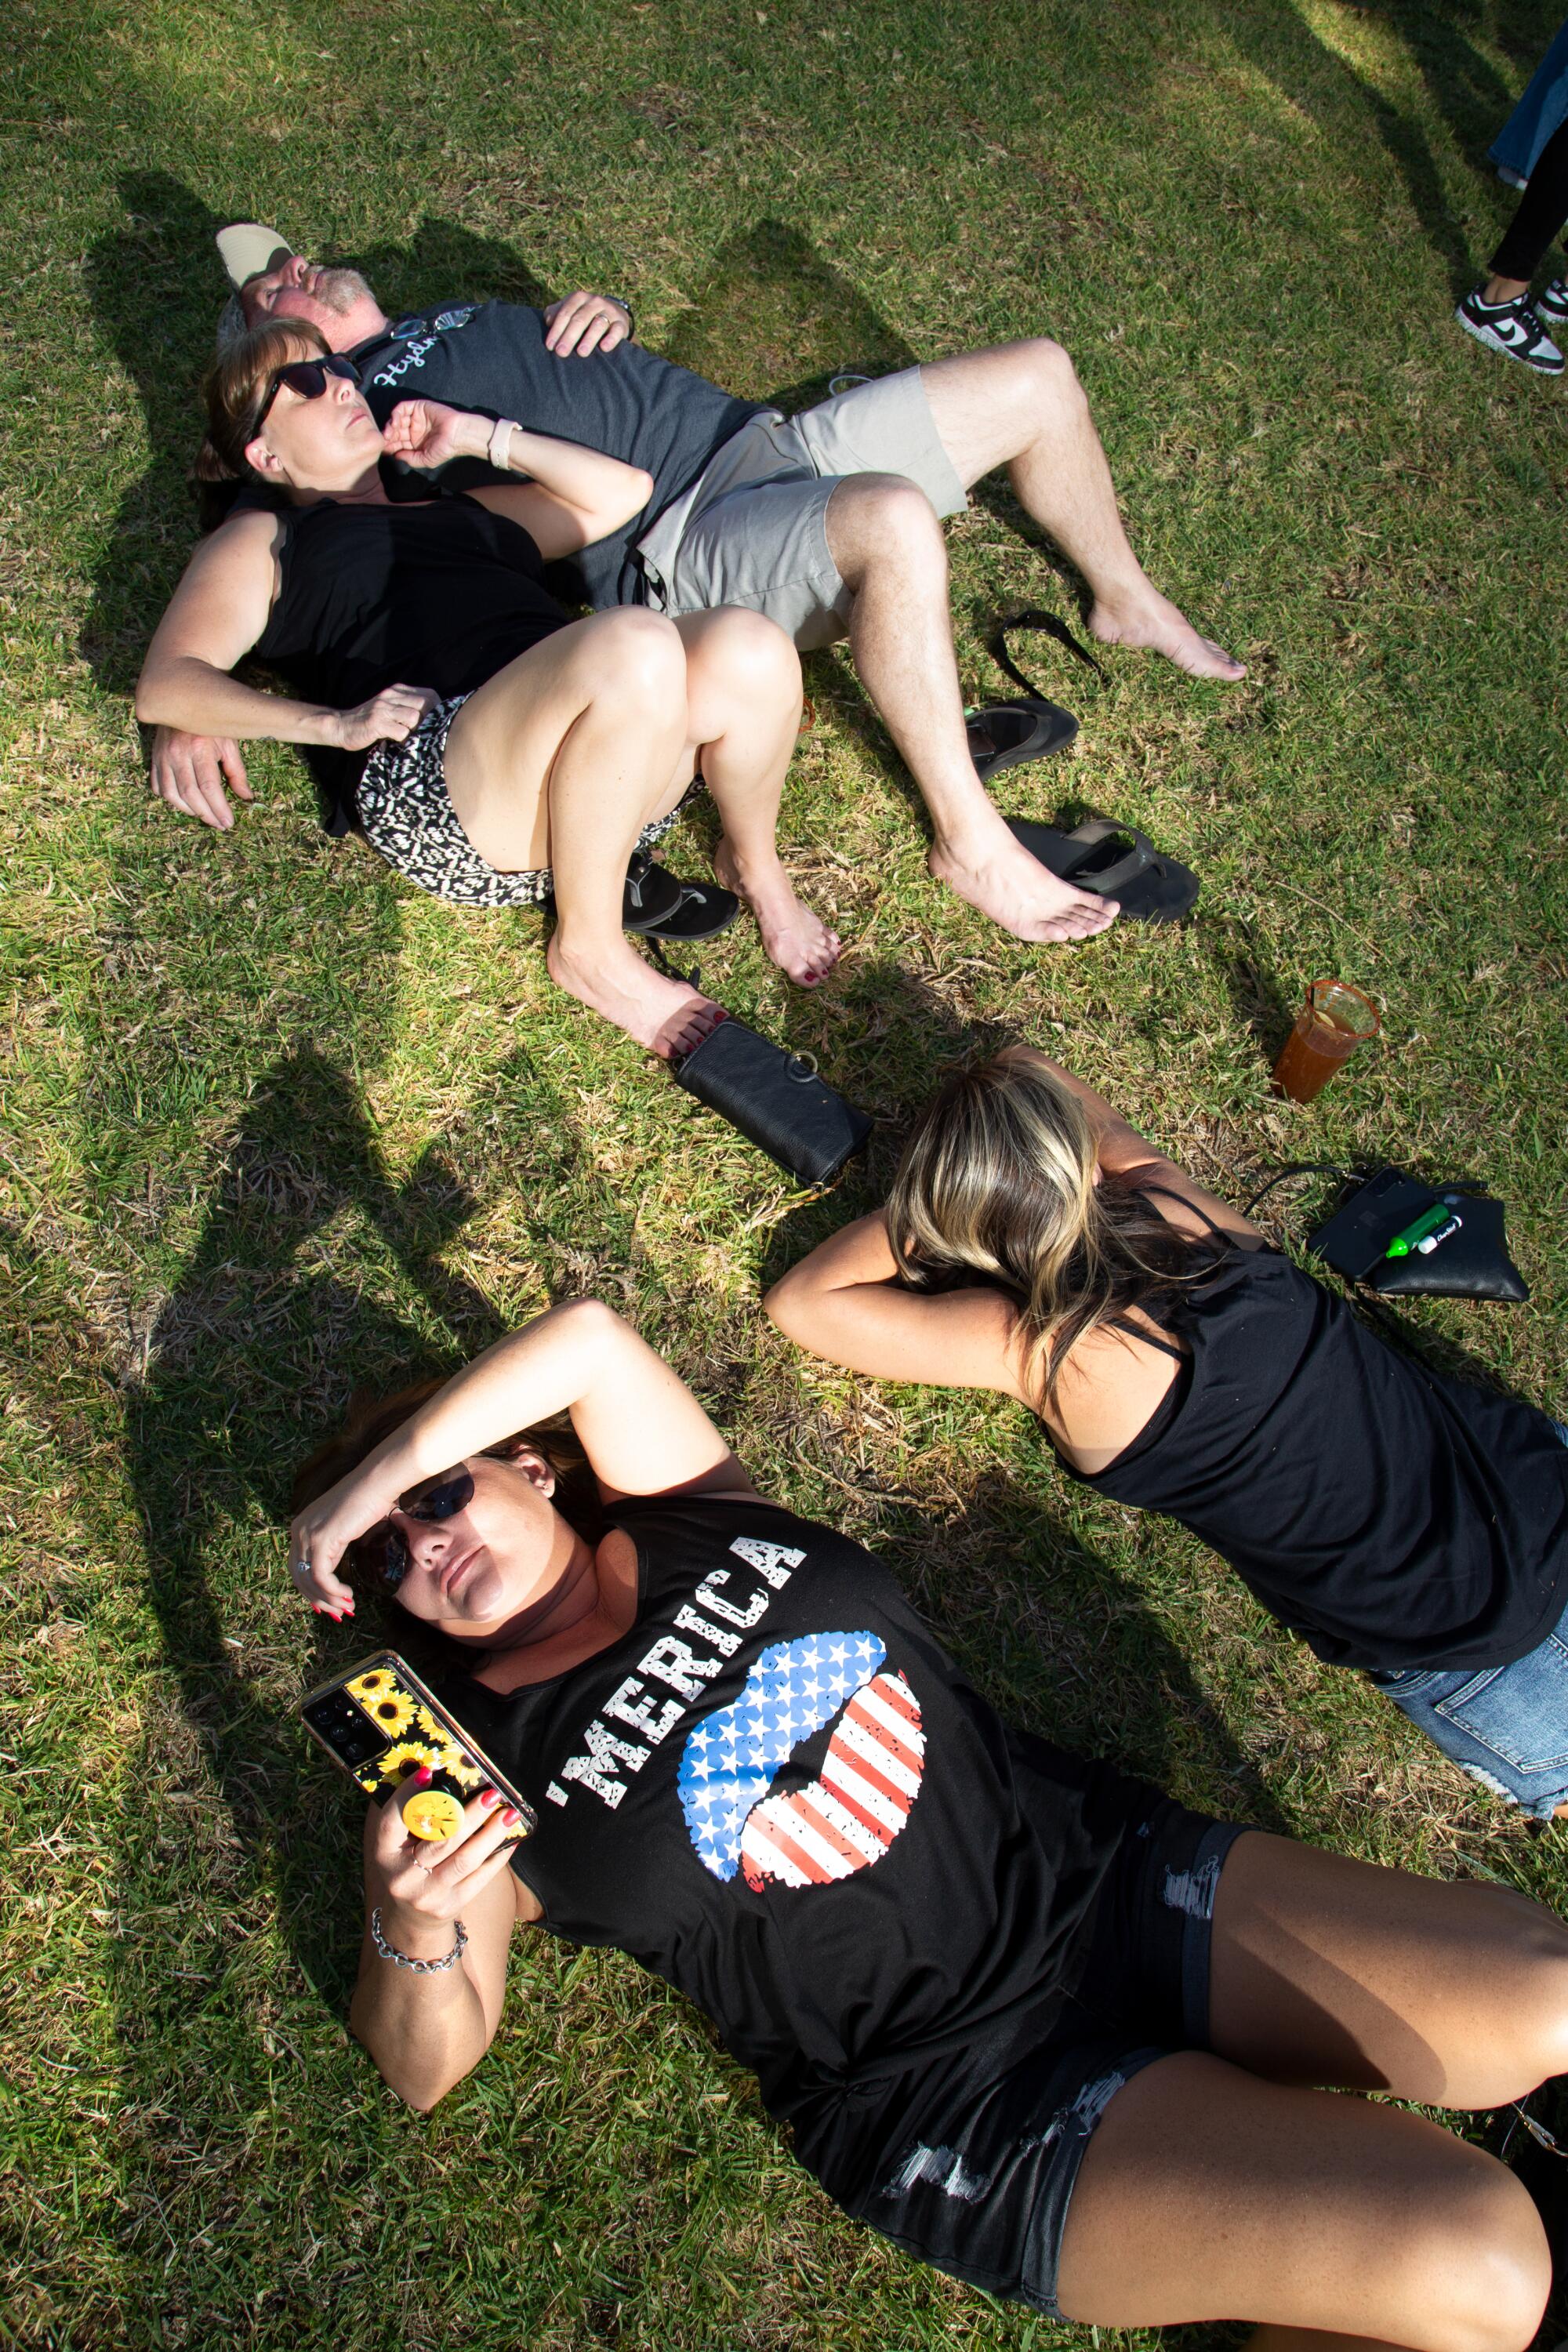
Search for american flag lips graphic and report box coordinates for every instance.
[741,1670,925,1891]
[677,1630,926,1889]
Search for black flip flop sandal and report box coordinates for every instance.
[967,608,1105,783]
[967,698,1077,782]
[631,877,741,943]
[1005,815,1200,923]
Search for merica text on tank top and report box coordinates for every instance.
[349,299,764,608]
[251,488,566,833]
[442,1497,1138,2201]
[1069,1232,1568,1673]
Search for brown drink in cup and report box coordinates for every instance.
[1270,979,1381,1104]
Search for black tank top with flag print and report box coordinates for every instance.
[441,1496,1142,2205]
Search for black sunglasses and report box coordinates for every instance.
[256,353,361,428]
[351,1465,475,1592]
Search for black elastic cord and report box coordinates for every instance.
[990,608,1109,696]
[1239,1161,1356,1220]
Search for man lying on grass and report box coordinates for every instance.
[150,222,1247,949]
[135,319,838,1060]
[285,1297,1567,2346]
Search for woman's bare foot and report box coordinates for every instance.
[1089,589,1246,681]
[547,931,724,1058]
[712,843,843,985]
[929,819,1116,945]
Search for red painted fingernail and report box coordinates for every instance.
[412,1765,434,1787]
[503,1806,521,1824]
[480,1786,500,1806]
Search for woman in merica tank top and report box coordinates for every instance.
[767,1044,1568,1819]
[287,1299,1566,2341]
[135,318,840,1061]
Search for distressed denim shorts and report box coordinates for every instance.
[859,1797,1247,2320]
[1367,1421,1568,1822]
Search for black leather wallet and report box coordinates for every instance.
[672,1018,871,1186]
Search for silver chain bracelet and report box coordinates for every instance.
[370,1905,468,1973]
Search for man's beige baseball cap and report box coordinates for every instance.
[215,223,294,349]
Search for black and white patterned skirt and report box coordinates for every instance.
[357,694,702,909]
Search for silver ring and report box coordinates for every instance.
[293,1557,311,1580]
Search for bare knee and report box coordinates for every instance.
[570,608,688,709]
[1398,2164,1548,2352]
[688,608,800,702]
[1487,1898,1568,2094]
[1016,333,1083,408]
[827,471,945,585]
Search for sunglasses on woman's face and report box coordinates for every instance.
[351,1465,476,1592]
[256,353,361,427]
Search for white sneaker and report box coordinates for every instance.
[1454,286,1565,375]
[1538,278,1568,325]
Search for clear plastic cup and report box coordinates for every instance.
[1270,979,1381,1104]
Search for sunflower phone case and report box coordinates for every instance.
[299,1651,535,1838]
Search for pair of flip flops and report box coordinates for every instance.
[969,610,1200,924]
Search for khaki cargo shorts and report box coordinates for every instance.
[634,365,967,651]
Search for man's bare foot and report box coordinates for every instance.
[712,843,843,986]
[547,932,724,1058]
[1088,589,1246,681]
[929,826,1116,945]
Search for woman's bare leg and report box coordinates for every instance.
[443,611,720,1057]
[1207,1831,1568,2101]
[672,609,841,985]
[1055,2053,1548,2346]
[1053,1833,1568,2340]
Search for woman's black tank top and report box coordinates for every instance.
[1067,1202,1568,1671]
[251,488,567,830]
[443,1497,1144,2206]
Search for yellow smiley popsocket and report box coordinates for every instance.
[400,1784,465,1842]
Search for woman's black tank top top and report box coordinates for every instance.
[251,488,567,830]
[442,1497,1145,2206]
[1066,1196,1568,1671]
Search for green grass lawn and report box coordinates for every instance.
[3,0,1568,2343]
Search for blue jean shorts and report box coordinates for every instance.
[1369,1423,1568,1819]
[842,1798,1247,2320]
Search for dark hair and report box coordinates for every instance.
[888,1053,1216,1410]
[292,1381,606,1664]
[193,315,331,528]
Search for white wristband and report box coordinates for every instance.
[487,416,516,472]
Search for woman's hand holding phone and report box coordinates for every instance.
[368,1776,525,1955]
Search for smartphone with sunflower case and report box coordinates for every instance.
[299,1651,535,1832]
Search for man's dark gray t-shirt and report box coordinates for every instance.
[350,300,764,608]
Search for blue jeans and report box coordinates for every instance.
[1368,1421,1568,1820]
[1490,18,1568,181]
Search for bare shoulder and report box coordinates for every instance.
[1118,1152,1265,1248]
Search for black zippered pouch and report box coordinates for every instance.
[672,1016,870,1187]
[1247,1162,1530,1302]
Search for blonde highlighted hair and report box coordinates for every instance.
[887,1052,1213,1410]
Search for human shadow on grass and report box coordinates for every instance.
[118,1051,514,2002]
[79,170,552,696]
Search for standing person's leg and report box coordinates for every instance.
[670,608,841,985]
[918,339,1245,677]
[1051,1830,1568,2337]
[1486,110,1568,296]
[442,609,720,1057]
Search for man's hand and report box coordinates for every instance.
[543,291,632,358]
[382,399,490,470]
[148,727,254,831]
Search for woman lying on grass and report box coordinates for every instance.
[135,318,840,1059]
[766,1046,1568,1820]
[289,1299,1566,2343]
